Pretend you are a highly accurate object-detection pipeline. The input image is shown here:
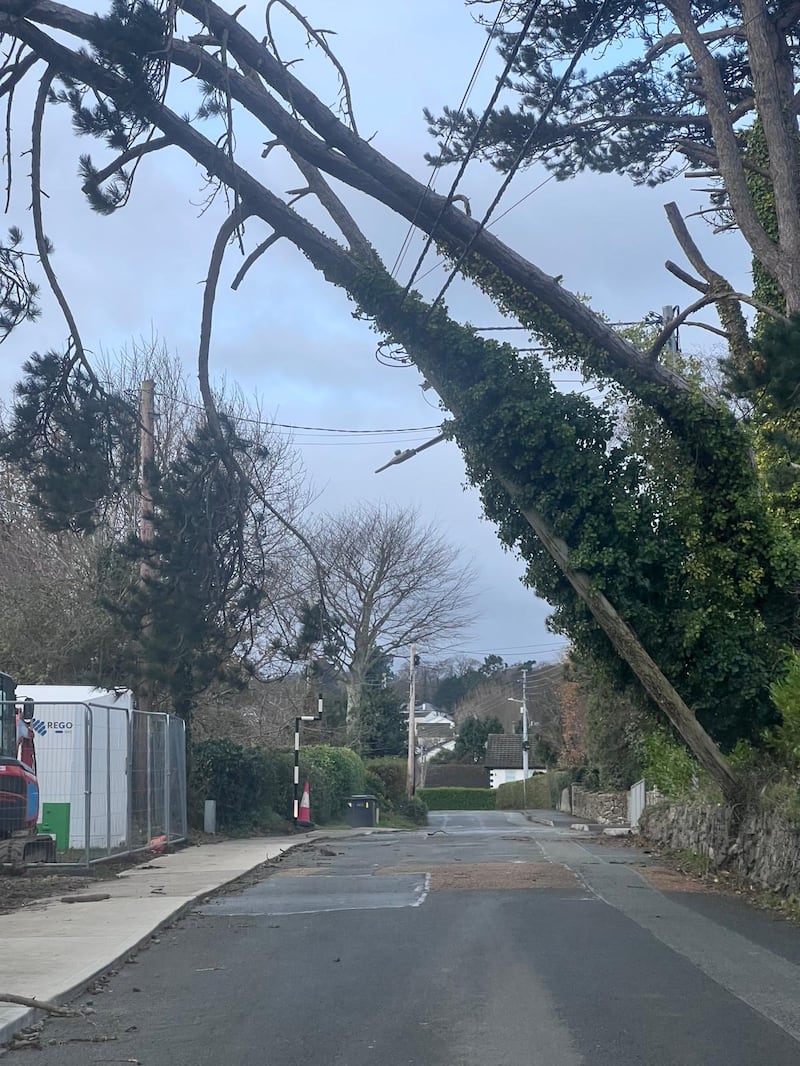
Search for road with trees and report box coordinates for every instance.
[13,814,800,1066]
[0,1,796,796]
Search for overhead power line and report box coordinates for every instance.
[152,391,440,438]
[428,0,611,315]
[390,0,507,279]
[401,0,545,298]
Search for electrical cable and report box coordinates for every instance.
[428,0,611,316]
[400,0,544,299]
[390,1,506,279]
[410,174,557,289]
[152,390,440,438]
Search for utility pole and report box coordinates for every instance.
[662,304,680,353]
[521,669,530,810]
[406,645,417,798]
[138,379,156,712]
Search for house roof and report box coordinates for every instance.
[417,711,454,726]
[484,734,524,769]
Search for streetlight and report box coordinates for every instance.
[507,697,531,785]
[509,666,533,809]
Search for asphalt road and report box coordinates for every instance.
[12,810,800,1065]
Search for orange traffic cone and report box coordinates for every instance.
[297,781,314,828]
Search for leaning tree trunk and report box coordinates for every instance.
[1,7,741,801]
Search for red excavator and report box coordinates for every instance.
[0,672,56,866]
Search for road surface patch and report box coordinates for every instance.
[196,872,428,915]
[376,861,579,891]
[639,865,718,893]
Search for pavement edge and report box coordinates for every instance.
[0,833,320,1047]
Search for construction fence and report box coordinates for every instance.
[28,703,187,865]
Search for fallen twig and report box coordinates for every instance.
[60,893,112,904]
[0,993,76,1016]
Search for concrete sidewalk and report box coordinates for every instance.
[0,831,355,1044]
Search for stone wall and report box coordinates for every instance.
[641,802,800,897]
[570,784,628,825]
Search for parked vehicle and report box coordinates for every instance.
[0,671,56,866]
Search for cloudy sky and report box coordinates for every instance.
[1,0,754,669]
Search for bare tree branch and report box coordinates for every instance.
[665,260,707,293]
[648,293,720,360]
[230,231,282,290]
[645,23,746,62]
[666,0,794,303]
[198,208,331,611]
[664,200,752,364]
[31,66,97,385]
[264,0,358,135]
[0,993,77,1016]
[287,149,378,264]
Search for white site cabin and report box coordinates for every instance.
[15,685,133,850]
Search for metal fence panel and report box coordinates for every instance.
[628,778,646,828]
[9,702,187,865]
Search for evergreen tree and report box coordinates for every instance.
[5,0,800,794]
[117,414,270,718]
[357,651,406,759]
[455,715,504,763]
[0,350,137,533]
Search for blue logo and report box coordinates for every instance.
[30,719,73,737]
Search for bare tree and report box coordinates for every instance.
[307,502,476,738]
[0,468,128,682]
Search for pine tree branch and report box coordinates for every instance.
[665,0,786,294]
[286,149,378,264]
[31,66,97,386]
[264,0,358,135]
[645,23,746,63]
[648,293,719,360]
[685,321,730,339]
[198,209,331,611]
[664,200,752,365]
[230,232,281,290]
[89,135,171,187]
[664,260,707,293]
[2,44,37,211]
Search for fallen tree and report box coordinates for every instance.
[0,2,797,799]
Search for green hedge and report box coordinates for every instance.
[393,795,428,825]
[495,771,576,811]
[365,757,407,812]
[190,740,367,829]
[300,745,366,823]
[495,775,550,810]
[189,739,293,830]
[417,787,496,811]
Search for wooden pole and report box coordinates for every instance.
[406,645,417,798]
